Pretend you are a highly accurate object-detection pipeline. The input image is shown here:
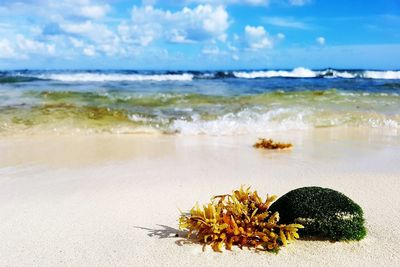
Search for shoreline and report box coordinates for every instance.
[1,127,398,170]
[1,127,400,265]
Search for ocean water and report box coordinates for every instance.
[0,68,399,135]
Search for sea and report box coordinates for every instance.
[0,67,399,135]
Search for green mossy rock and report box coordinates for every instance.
[270,187,366,241]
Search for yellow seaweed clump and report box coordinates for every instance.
[179,187,303,253]
[253,138,293,150]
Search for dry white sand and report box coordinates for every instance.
[0,128,400,266]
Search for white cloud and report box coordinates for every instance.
[227,42,238,51]
[60,20,117,43]
[316,36,325,45]
[50,0,110,20]
[0,38,15,59]
[0,0,310,64]
[288,0,311,6]
[83,45,96,56]
[118,22,159,46]
[119,5,230,46]
[202,6,229,36]
[69,37,84,48]
[61,20,121,55]
[61,21,95,35]
[61,21,116,43]
[277,33,285,39]
[263,17,309,29]
[169,29,196,44]
[0,1,110,21]
[80,4,109,19]
[202,46,223,55]
[0,1,116,58]
[47,44,56,54]
[16,34,56,55]
[244,25,273,50]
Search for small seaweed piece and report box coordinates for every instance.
[253,138,293,150]
[179,186,303,252]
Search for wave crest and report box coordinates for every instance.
[233,68,400,80]
[35,73,194,82]
[2,69,400,83]
[233,67,317,79]
[363,71,400,80]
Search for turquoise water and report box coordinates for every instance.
[0,69,399,135]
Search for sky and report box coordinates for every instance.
[0,0,399,70]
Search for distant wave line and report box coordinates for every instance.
[233,68,400,79]
[34,73,195,82]
[1,68,400,83]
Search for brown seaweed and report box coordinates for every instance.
[179,186,303,252]
[253,138,293,150]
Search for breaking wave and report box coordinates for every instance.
[233,67,317,79]
[363,70,400,80]
[1,89,399,135]
[1,69,400,83]
[34,73,194,82]
[233,68,400,80]
[170,109,312,135]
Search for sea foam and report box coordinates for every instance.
[35,73,194,82]
[171,109,312,135]
[233,68,400,79]
[7,69,400,82]
[362,71,400,80]
[233,67,317,79]
[321,70,356,79]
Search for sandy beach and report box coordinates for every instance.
[0,127,399,266]
[1,0,399,265]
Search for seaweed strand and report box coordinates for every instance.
[179,186,303,252]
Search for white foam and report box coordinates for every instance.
[233,68,400,79]
[171,109,311,135]
[233,67,317,79]
[128,114,169,127]
[367,118,399,128]
[36,73,194,82]
[363,71,400,80]
[334,71,356,79]
[170,107,400,135]
[28,69,400,81]
[320,70,357,79]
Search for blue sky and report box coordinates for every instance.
[0,0,399,69]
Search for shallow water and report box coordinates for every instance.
[0,69,399,135]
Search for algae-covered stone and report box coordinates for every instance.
[269,186,366,241]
